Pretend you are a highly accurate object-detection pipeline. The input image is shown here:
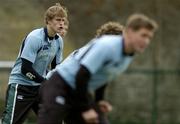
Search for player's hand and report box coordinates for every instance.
[82,109,99,124]
[98,100,113,113]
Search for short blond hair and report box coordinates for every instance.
[126,13,158,32]
[44,3,68,24]
[95,22,124,37]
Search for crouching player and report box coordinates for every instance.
[38,13,158,124]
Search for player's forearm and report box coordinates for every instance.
[75,65,92,111]
[95,84,107,102]
[51,56,57,69]
[21,58,46,83]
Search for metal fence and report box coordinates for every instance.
[0,61,14,70]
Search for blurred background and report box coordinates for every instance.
[0,0,180,124]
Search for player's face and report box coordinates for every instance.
[129,28,154,53]
[58,21,68,37]
[48,16,66,34]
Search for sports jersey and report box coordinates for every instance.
[55,35,133,91]
[9,27,63,86]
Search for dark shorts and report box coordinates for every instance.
[1,83,40,124]
[38,72,109,124]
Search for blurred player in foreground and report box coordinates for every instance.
[38,13,158,124]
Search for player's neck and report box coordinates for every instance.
[123,32,134,55]
[47,26,56,37]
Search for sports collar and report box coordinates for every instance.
[44,27,59,42]
[122,38,134,56]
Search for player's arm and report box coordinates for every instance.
[51,57,57,69]
[75,65,99,124]
[51,37,64,69]
[75,42,112,123]
[95,84,112,113]
[74,64,91,111]
[95,84,107,102]
[50,48,62,69]
[21,58,46,83]
[75,42,112,111]
[20,35,46,83]
[57,37,64,64]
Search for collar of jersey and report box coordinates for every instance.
[44,27,59,43]
[122,38,134,56]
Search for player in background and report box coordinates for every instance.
[1,3,68,124]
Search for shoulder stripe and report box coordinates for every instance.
[37,46,42,54]
[10,84,18,124]
[79,43,95,61]
[19,36,27,56]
